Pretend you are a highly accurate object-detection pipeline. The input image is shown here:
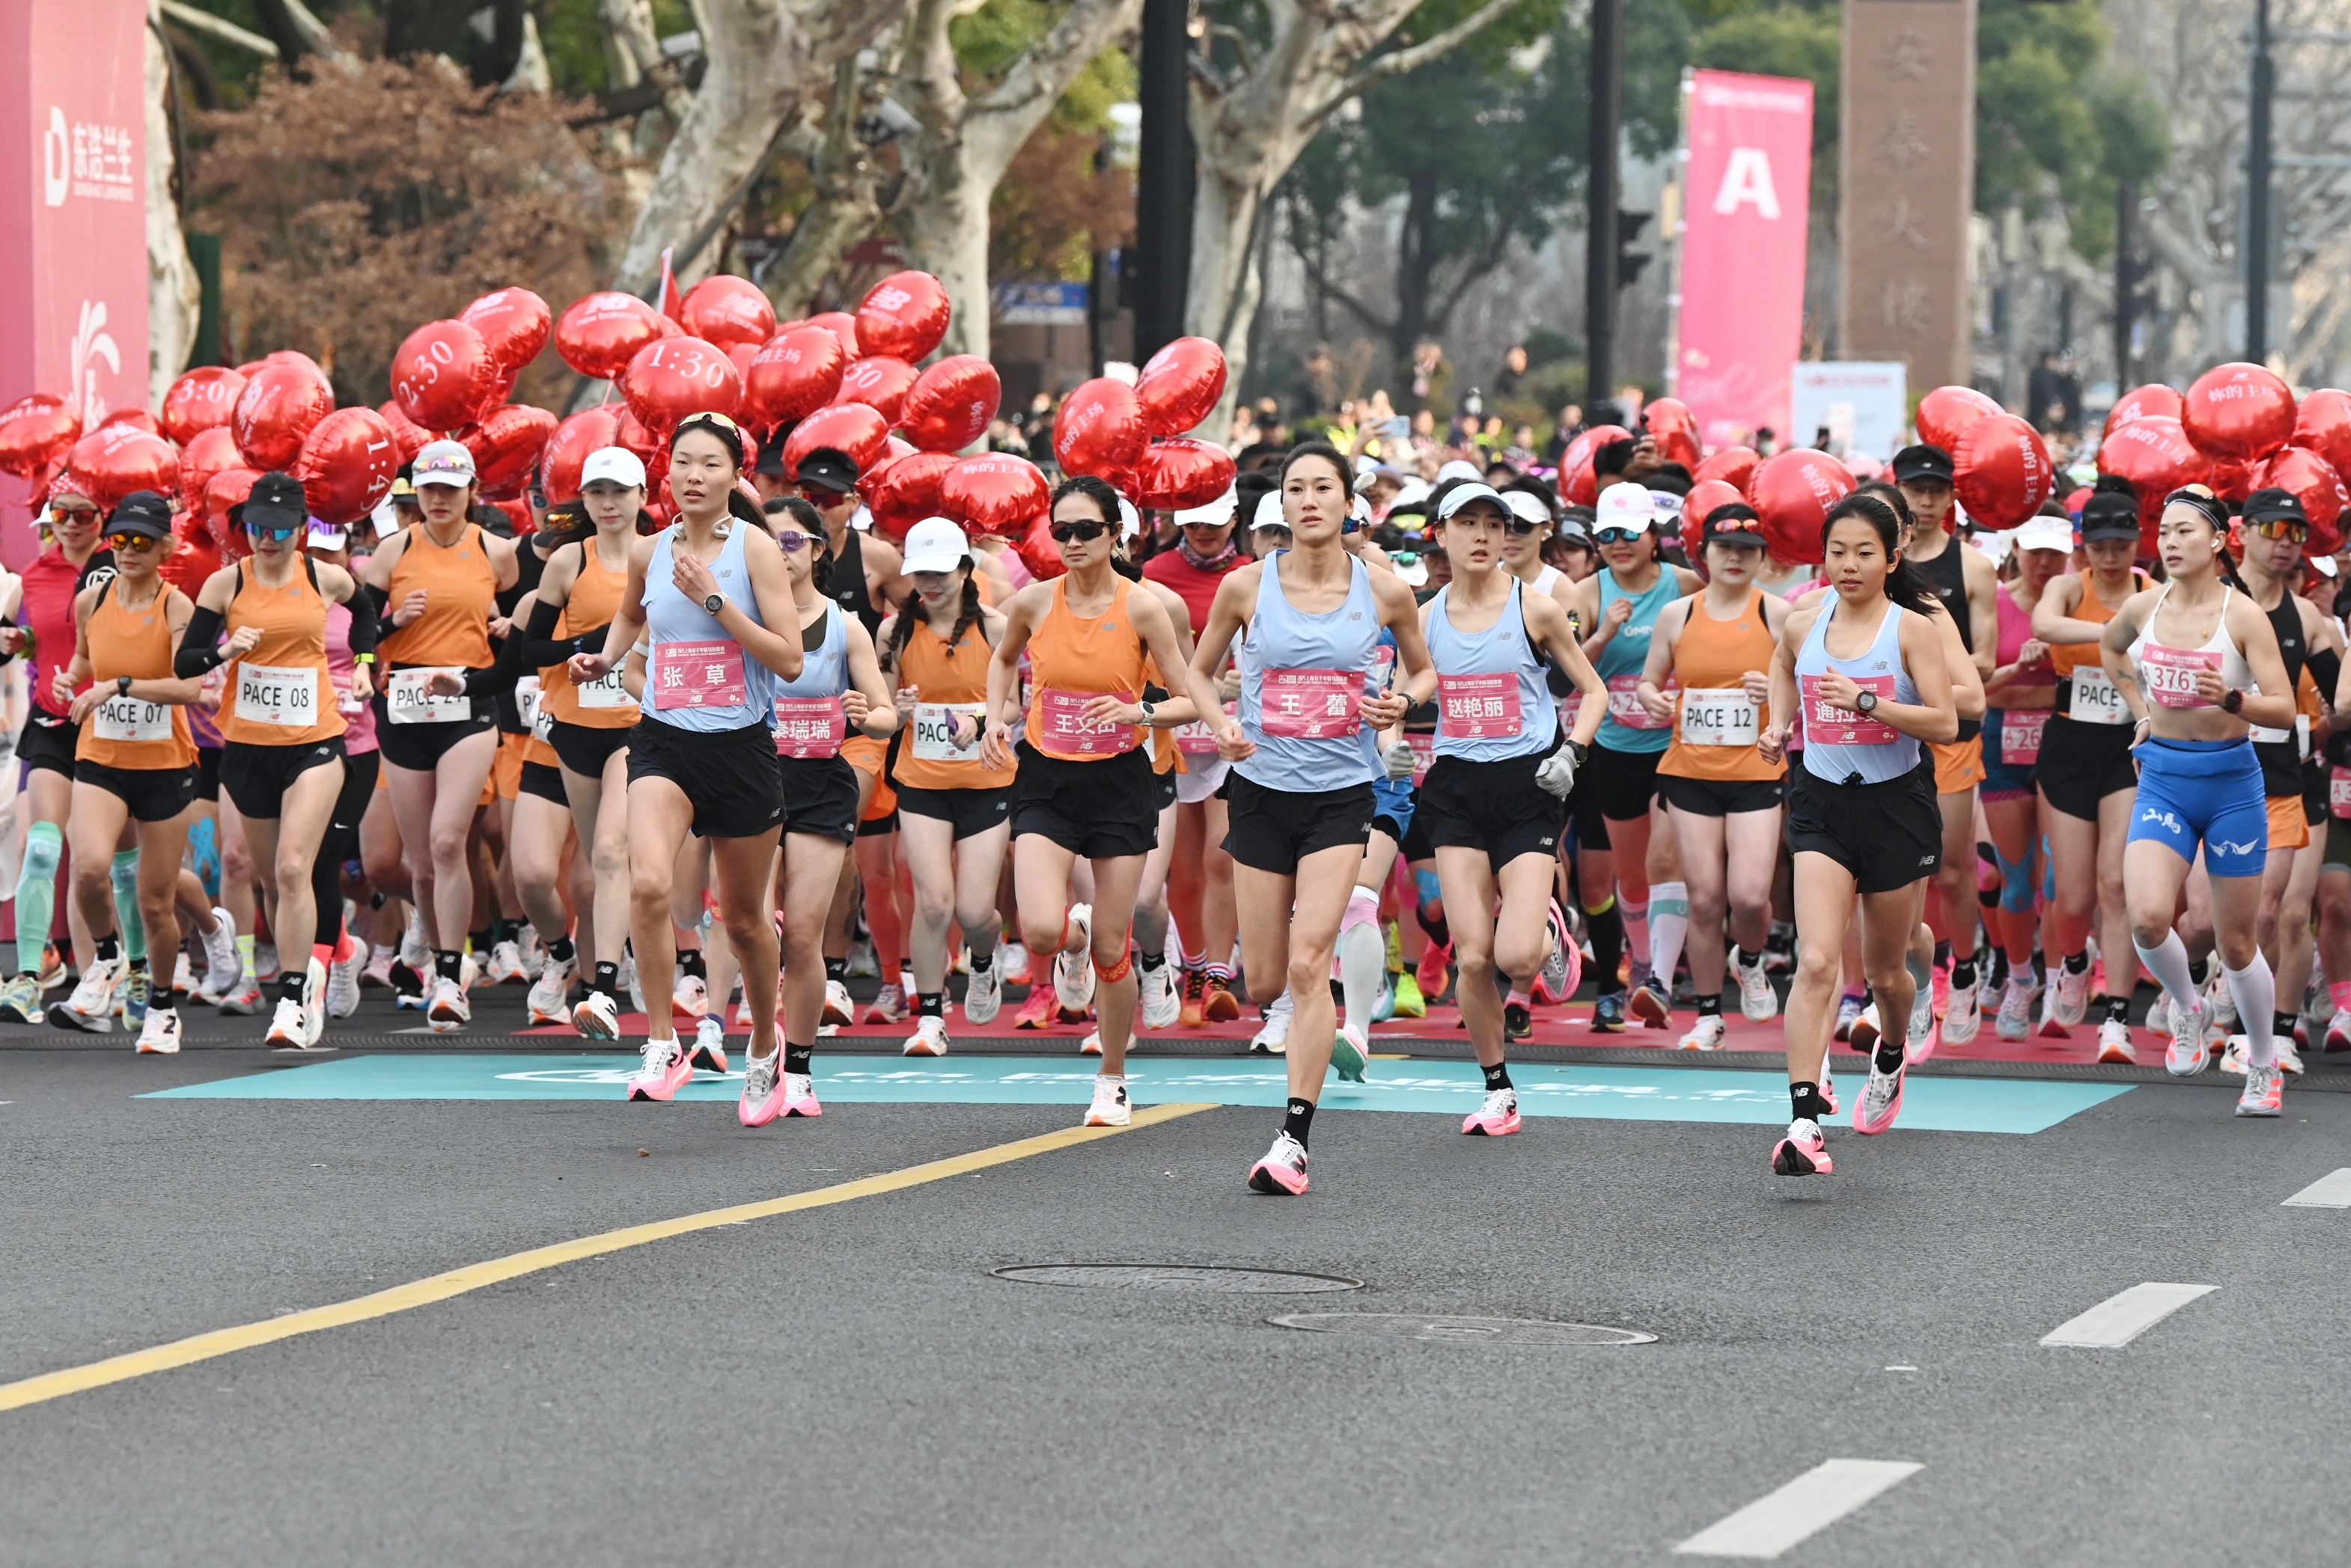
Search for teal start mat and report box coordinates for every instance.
[143,1054,2130,1134]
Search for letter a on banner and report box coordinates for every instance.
[1712,149,1782,219]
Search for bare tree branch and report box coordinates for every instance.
[159,1,278,58]
[1302,0,1529,127]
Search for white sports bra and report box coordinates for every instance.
[2127,582,2254,707]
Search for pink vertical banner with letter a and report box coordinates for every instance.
[1676,70,1812,451]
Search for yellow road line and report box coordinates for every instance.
[0,1102,1216,1415]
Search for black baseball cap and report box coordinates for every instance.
[755,439,790,477]
[107,490,174,541]
[2242,486,2309,528]
[1890,445,1955,485]
[243,472,308,531]
[793,447,859,494]
[2079,489,2141,542]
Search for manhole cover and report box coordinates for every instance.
[991,1264,1363,1293]
[1270,1313,1656,1345]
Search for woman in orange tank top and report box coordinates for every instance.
[1633,501,1791,1049]
[54,492,200,1050]
[982,476,1195,1121]
[356,439,521,1031]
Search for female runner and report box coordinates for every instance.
[1411,483,1602,1152]
[568,412,804,1105]
[882,516,1013,1055]
[48,492,199,1052]
[2100,486,2297,1116]
[183,472,380,1046]
[983,476,1193,1130]
[517,447,645,1037]
[1978,513,2068,1042]
[742,496,898,1121]
[2031,487,2151,1040]
[1635,501,1790,1049]
[360,440,520,1027]
[1760,492,1957,1177]
[305,517,382,1022]
[1183,443,1433,1194]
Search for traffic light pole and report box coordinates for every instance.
[1587,0,1622,414]
[1134,0,1193,368]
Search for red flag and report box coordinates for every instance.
[656,247,683,323]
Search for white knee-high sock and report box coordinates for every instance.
[1338,888,1384,1034]
[1648,881,1689,990]
[2132,930,2201,1010]
[2226,956,2278,1067]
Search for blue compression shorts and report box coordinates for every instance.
[2126,736,2266,879]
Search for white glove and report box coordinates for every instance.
[1382,741,1418,781]
[1534,740,1579,799]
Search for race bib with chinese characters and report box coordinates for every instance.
[1257,668,1362,739]
[650,640,748,712]
[1174,701,1237,756]
[1676,687,1759,747]
[2139,644,2219,710]
[772,696,846,759]
[911,701,988,763]
[1999,710,2049,766]
[385,668,471,725]
[1799,675,1897,745]
[237,662,320,728]
[1605,673,1672,730]
[574,665,632,709]
[2066,665,2128,724]
[1437,673,1523,739]
[1034,687,1138,757]
[1406,730,1436,784]
[93,693,172,744]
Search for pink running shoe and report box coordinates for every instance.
[1772,1118,1833,1176]
[1853,1055,1906,1135]
[738,1050,784,1126]
[1818,1064,1838,1117]
[783,1071,823,1117]
[626,1035,694,1102]
[1908,1019,1940,1065]
[1415,939,1452,1003]
[1246,1132,1310,1195]
[1012,986,1056,1029]
[1461,1087,1521,1136]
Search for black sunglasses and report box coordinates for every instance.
[1501,516,1543,537]
[1049,519,1110,543]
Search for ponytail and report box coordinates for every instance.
[1822,491,1938,615]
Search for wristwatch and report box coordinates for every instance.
[115,675,131,698]
[1138,701,1157,727]
[2223,688,2244,715]
[703,591,725,617]
[1854,689,1879,715]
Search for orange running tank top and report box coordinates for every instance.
[218,559,345,747]
[76,580,195,769]
[2049,570,2149,677]
[541,539,635,728]
[1659,588,1781,782]
[380,522,497,668]
[891,615,1016,790]
[1022,576,1148,761]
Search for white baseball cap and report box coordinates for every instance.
[1436,459,1484,485]
[1174,486,1238,528]
[580,446,647,489]
[2010,516,2074,555]
[1387,478,1433,516]
[1251,491,1287,533]
[901,516,970,575]
[1117,496,1142,540]
[1594,481,1656,531]
[1436,482,1509,522]
[307,519,350,551]
[412,439,476,488]
[1504,490,1552,528]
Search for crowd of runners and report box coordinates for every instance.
[8,410,2336,1191]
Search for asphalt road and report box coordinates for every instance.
[3,986,2347,1567]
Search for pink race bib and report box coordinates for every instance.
[2000,710,2049,766]
[773,696,846,759]
[1605,672,1673,730]
[1035,687,1138,757]
[652,639,748,711]
[1799,674,1897,745]
[1438,672,1523,739]
[2332,767,2351,820]
[2141,643,2219,709]
[1406,730,1436,784]
[1175,701,1237,756]
[1258,668,1362,739]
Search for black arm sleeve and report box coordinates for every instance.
[513,597,588,669]
[344,580,379,656]
[2308,647,2341,710]
[363,582,392,620]
[175,605,226,677]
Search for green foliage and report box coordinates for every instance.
[538,0,615,97]
[950,0,1137,135]
[1689,5,1838,158]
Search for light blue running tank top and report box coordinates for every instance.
[1593,568,1681,755]
[771,600,847,701]
[1424,581,1559,763]
[638,522,776,732]
[1236,552,1379,793]
[1795,598,1921,785]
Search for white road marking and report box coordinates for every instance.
[2040,1282,2216,1348]
[1674,1459,1923,1558]
[2282,1168,2351,1207]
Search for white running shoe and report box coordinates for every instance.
[1251,991,1293,1055]
[1735,947,1777,1022]
[398,906,429,971]
[2051,960,2090,1027]
[1052,903,1096,1012]
[865,982,909,1024]
[1848,1002,1882,1058]
[266,997,308,1049]
[1906,954,1935,1048]
[674,971,710,1019]
[1677,1014,1728,1051]
[484,939,528,986]
[516,924,545,981]
[427,976,471,1033]
[1942,971,1983,1046]
[1079,1030,1103,1055]
[2204,965,2237,1031]
[2236,1060,2285,1115]
[528,953,576,1026]
[217,978,262,1016]
[49,955,124,1033]
[691,1014,728,1073]
[302,957,327,1046]
[172,948,197,999]
[1833,994,1864,1043]
[1995,975,2034,1041]
[847,938,879,980]
[2222,1036,2305,1077]
[623,951,644,1016]
[327,944,364,1019]
[1138,957,1179,1029]
[2164,995,2210,1076]
[2328,1008,2351,1054]
[1084,1074,1131,1127]
[572,989,620,1040]
[963,957,1003,1025]
[821,978,855,1025]
[903,1015,949,1055]
[135,1005,182,1054]
[2095,1018,2137,1064]
[999,943,1031,986]
[2147,992,2171,1037]
[253,942,281,986]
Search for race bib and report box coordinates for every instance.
[574,665,632,710]
[1557,690,1583,734]
[1175,701,1237,756]
[1799,674,1897,745]
[1438,672,1523,739]
[385,667,471,725]
[1677,687,1759,748]
[93,692,171,744]
[2000,710,2049,766]
[329,670,365,716]
[2140,644,2218,710]
[651,639,747,712]
[2066,665,2128,724]
[1034,687,1138,756]
[1605,673,1671,730]
[515,674,541,733]
[2248,713,2311,757]
[911,701,987,763]
[2333,766,2351,820]
[1406,730,1436,784]
[237,662,320,728]
[1257,668,1361,739]
[772,695,846,759]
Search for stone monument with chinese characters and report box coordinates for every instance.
[1838,0,1975,386]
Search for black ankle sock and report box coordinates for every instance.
[1586,902,1624,990]
[1481,1061,1512,1091]
[1281,1096,1315,1149]
[593,961,619,997]
[1951,957,1978,989]
[968,947,994,971]
[1933,939,1952,968]
[2105,995,2131,1026]
[2064,950,2090,975]
[1696,992,1722,1017]
[783,1042,812,1075]
[278,974,303,1006]
[680,949,707,980]
[2275,1010,2299,1039]
[1415,906,1450,948]
[918,990,944,1018]
[1137,949,1164,971]
[825,957,847,983]
[95,933,120,964]
[1988,949,2010,989]
[468,929,490,957]
[435,950,463,982]
[1874,1040,1906,1074]
[488,918,510,946]
[1789,1080,1831,1122]
[548,936,576,964]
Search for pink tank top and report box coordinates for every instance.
[1995,582,2054,686]
[326,602,379,755]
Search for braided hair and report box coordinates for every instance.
[882,557,984,677]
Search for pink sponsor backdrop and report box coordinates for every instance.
[0,0,151,568]
[1675,70,1812,452]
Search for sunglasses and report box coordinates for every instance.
[1708,518,1766,537]
[105,531,162,552]
[2248,519,2309,540]
[774,531,814,552]
[1593,526,1647,544]
[1049,519,1110,543]
[246,522,302,541]
[1501,516,1543,537]
[50,509,99,526]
